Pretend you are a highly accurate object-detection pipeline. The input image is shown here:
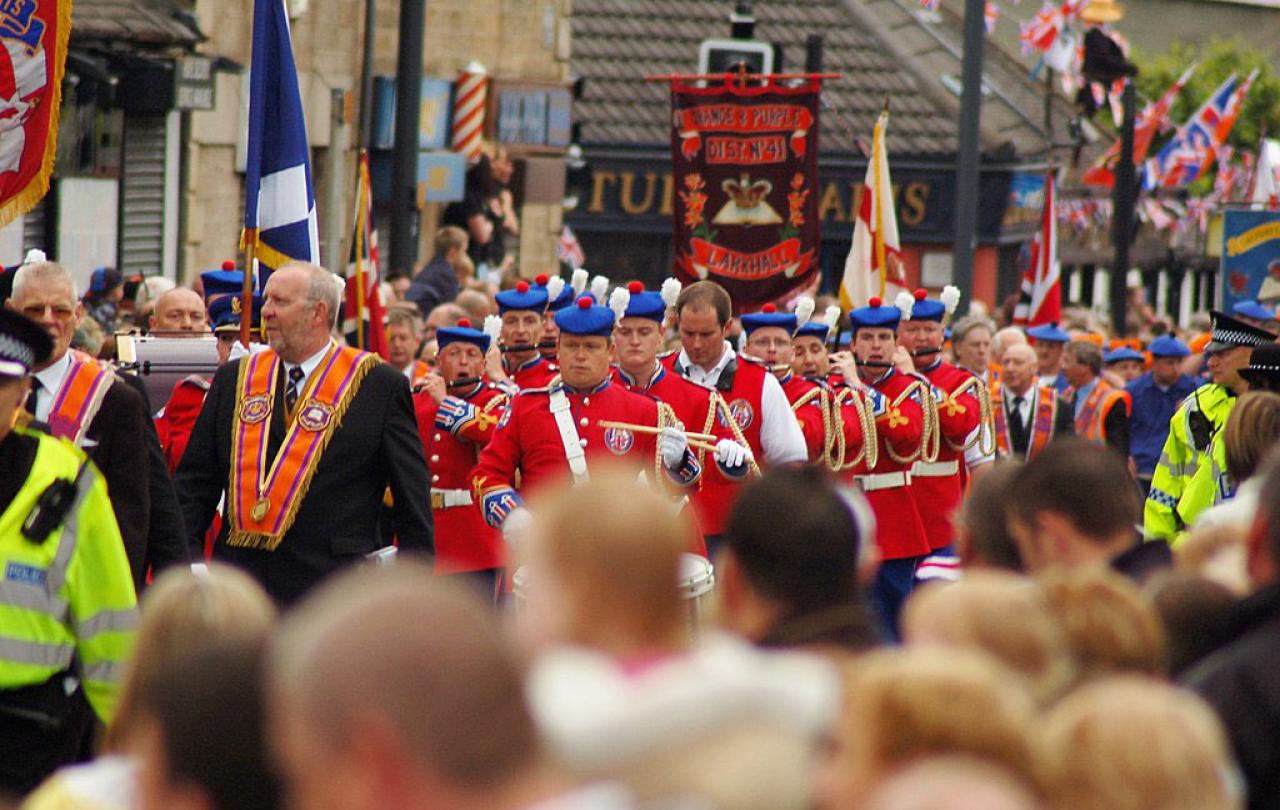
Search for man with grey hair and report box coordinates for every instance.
[268,562,634,810]
[1063,339,1130,457]
[990,325,1027,366]
[176,262,433,604]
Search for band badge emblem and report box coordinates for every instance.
[239,395,271,424]
[296,401,334,432]
[603,427,634,455]
[717,398,754,430]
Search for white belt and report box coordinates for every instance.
[430,488,473,509]
[549,387,589,485]
[912,459,960,477]
[857,471,911,491]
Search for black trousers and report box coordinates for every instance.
[0,675,94,798]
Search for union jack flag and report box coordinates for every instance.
[985,1,999,33]
[1083,64,1195,189]
[558,224,585,269]
[1019,2,1061,54]
[1143,73,1241,190]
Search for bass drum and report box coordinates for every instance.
[116,334,220,412]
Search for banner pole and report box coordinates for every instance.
[874,114,887,300]
[355,156,368,350]
[240,231,256,348]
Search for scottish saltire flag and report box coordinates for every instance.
[242,0,320,270]
[1143,74,1238,191]
[1013,172,1061,327]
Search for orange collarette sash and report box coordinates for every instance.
[228,344,378,550]
[47,350,114,446]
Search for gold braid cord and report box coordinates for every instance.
[943,376,995,454]
[833,385,877,471]
[884,379,939,466]
[710,390,763,477]
[789,385,835,467]
[656,401,677,481]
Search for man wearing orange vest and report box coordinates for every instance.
[1064,339,1132,457]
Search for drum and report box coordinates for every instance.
[116,333,220,411]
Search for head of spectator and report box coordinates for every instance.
[720,466,880,655]
[107,565,278,750]
[1063,340,1103,390]
[87,265,125,304]
[149,288,207,334]
[7,257,81,369]
[418,337,438,368]
[861,756,1043,810]
[903,572,1076,704]
[1000,343,1039,397]
[1007,439,1141,573]
[1103,346,1145,383]
[432,225,469,268]
[1144,571,1239,677]
[261,263,341,364]
[1149,334,1191,387]
[1223,391,1280,487]
[991,326,1027,365]
[1036,676,1241,810]
[955,459,1023,570]
[819,648,1036,809]
[454,252,477,286]
[1027,323,1070,378]
[1205,311,1275,395]
[1039,569,1165,681]
[951,316,995,375]
[385,271,411,302]
[1231,298,1276,331]
[135,639,281,810]
[269,563,570,810]
[455,289,494,321]
[674,280,733,370]
[520,464,694,655]
[385,307,423,374]
[423,302,466,342]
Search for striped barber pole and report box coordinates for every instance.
[451,61,488,163]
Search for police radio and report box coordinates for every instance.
[22,464,87,543]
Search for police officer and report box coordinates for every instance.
[0,309,138,795]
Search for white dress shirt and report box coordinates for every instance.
[283,340,334,395]
[1004,385,1036,428]
[677,342,808,466]
[30,351,73,423]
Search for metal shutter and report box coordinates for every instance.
[118,113,167,275]
[22,198,45,253]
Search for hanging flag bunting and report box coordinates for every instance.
[1143,73,1240,190]
[1083,63,1196,189]
[241,0,320,275]
[0,0,71,229]
[343,151,387,358]
[840,110,907,310]
[985,2,1000,32]
[1013,171,1061,327]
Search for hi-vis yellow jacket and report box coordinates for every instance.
[1143,383,1235,542]
[0,425,137,723]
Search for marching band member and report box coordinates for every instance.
[536,269,586,363]
[846,296,935,637]
[472,294,713,544]
[495,280,560,389]
[898,288,988,564]
[740,299,831,463]
[414,319,510,592]
[666,281,807,554]
[793,305,873,478]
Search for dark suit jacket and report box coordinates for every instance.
[1004,390,1074,458]
[176,356,434,604]
[83,378,152,585]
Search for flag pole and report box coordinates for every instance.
[354,151,368,349]
[873,109,888,300]
[240,230,257,348]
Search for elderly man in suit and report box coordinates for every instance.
[177,262,433,604]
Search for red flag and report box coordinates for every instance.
[1013,173,1061,327]
[1083,64,1195,188]
[343,151,387,358]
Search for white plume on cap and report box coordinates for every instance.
[940,285,961,315]
[660,277,682,308]
[608,287,631,323]
[822,305,842,331]
[545,275,566,302]
[590,275,609,303]
[794,296,815,327]
[483,314,503,342]
[570,268,589,296]
[22,248,46,265]
[894,291,915,321]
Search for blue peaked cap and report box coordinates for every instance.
[554,296,615,336]
[1148,335,1190,358]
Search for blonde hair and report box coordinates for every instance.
[835,648,1037,798]
[1037,676,1241,810]
[902,573,1076,704]
[1038,569,1165,683]
[106,564,277,748]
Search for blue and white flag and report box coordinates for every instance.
[242,0,320,269]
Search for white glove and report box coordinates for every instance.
[502,507,533,548]
[658,423,689,468]
[715,438,753,469]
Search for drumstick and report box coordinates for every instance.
[596,420,718,443]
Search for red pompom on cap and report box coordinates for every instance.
[868,297,882,308]
[535,273,549,286]
[577,296,593,309]
[457,318,472,328]
[762,303,777,313]
[516,281,530,293]
[628,281,644,294]
[914,288,928,301]
[221,260,235,271]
